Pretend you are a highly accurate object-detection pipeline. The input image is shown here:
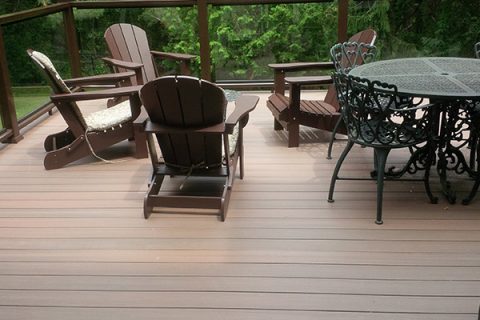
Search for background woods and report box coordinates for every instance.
[1,0,479,85]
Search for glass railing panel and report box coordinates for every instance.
[209,3,339,82]
[3,12,68,124]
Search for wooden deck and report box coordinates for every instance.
[0,92,479,319]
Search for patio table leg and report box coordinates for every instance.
[435,100,480,204]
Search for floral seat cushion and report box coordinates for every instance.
[83,100,132,131]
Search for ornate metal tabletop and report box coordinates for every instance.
[350,57,480,205]
[349,57,480,99]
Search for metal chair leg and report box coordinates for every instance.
[326,115,343,160]
[328,140,354,203]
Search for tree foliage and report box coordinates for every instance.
[1,0,479,85]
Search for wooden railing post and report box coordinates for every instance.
[62,5,81,77]
[338,0,348,42]
[0,26,22,143]
[197,0,211,81]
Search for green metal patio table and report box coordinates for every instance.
[350,57,480,204]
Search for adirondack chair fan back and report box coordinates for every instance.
[104,23,196,87]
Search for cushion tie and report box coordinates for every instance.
[165,161,222,190]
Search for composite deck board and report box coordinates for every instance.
[0,308,474,320]
[1,276,479,296]
[2,227,480,240]
[1,217,479,230]
[0,290,477,313]
[0,92,479,319]
[1,238,480,254]
[1,262,479,280]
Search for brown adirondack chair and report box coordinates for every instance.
[27,49,148,170]
[266,28,377,148]
[140,76,259,221]
[103,23,196,88]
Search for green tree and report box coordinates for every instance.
[2,0,480,85]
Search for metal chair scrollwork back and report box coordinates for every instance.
[330,42,377,74]
[326,42,377,159]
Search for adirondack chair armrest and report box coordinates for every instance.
[269,62,334,95]
[64,71,136,88]
[150,51,196,62]
[268,61,334,72]
[50,86,142,103]
[102,57,145,85]
[225,95,259,133]
[150,51,196,75]
[102,57,144,70]
[285,76,334,86]
[144,120,225,134]
[283,77,334,114]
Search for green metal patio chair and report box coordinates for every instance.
[328,73,437,224]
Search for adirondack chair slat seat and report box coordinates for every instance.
[28,49,148,170]
[266,28,377,148]
[268,92,338,127]
[140,76,259,221]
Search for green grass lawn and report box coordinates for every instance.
[0,86,51,128]
[14,95,50,117]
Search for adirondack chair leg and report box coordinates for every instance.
[133,123,148,159]
[274,118,283,130]
[220,183,233,222]
[287,121,300,148]
[44,128,75,152]
[239,143,244,179]
[238,128,245,179]
[144,174,164,219]
[143,196,153,219]
[43,135,91,170]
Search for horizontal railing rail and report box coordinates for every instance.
[0,0,349,144]
[0,3,70,25]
